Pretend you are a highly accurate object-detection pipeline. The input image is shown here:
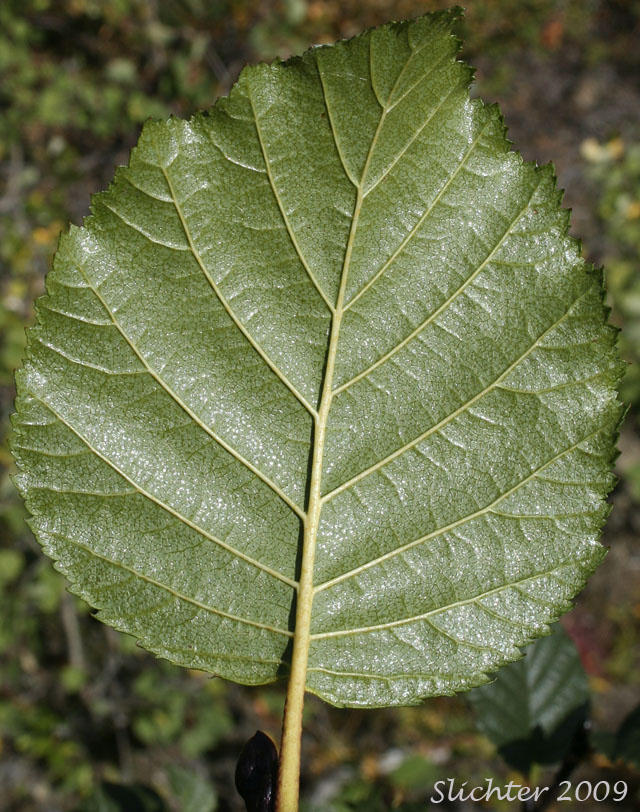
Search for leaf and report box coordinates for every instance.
[388,754,439,792]
[596,703,640,768]
[12,10,622,709]
[168,764,218,812]
[468,624,590,772]
[77,782,167,812]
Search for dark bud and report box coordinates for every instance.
[235,730,278,812]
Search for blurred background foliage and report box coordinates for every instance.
[1,1,639,810]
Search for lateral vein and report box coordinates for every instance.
[310,558,593,638]
[343,119,490,312]
[335,177,542,392]
[385,48,451,113]
[317,58,359,187]
[314,424,605,593]
[74,263,306,520]
[34,338,146,376]
[32,485,137,497]
[158,162,318,419]
[323,279,590,501]
[362,81,460,200]
[29,393,299,589]
[306,666,443,681]
[248,90,336,313]
[99,200,190,250]
[52,531,293,637]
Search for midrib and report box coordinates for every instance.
[290,111,388,694]
[277,60,402,809]
[276,174,366,807]
[289,190,361,688]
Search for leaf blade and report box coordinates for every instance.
[12,11,622,706]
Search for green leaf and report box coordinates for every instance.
[604,703,640,768]
[167,764,218,812]
[388,754,439,792]
[468,625,590,772]
[12,10,622,709]
[0,548,24,584]
[77,782,167,812]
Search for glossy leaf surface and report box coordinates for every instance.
[12,10,622,708]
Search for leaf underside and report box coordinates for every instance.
[12,10,622,708]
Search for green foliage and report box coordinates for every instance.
[594,703,640,770]
[1,3,638,810]
[132,668,233,756]
[387,754,439,792]
[471,624,640,784]
[78,782,166,812]
[609,704,640,769]
[0,697,93,795]
[469,625,590,773]
[584,138,640,408]
[167,765,218,812]
[78,766,218,812]
[0,0,257,295]
[0,303,27,386]
[0,0,228,152]
[12,9,622,723]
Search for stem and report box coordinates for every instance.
[275,410,325,812]
[272,39,457,806]
[275,187,363,812]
